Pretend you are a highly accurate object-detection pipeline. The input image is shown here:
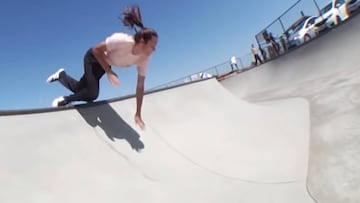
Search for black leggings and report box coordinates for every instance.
[253,54,263,65]
[58,48,106,103]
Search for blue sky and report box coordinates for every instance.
[0,0,329,110]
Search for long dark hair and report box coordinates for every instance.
[121,5,158,44]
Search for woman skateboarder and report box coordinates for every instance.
[46,5,158,130]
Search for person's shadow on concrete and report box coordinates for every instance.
[76,101,144,152]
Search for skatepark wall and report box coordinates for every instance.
[221,13,360,203]
[0,77,214,116]
[0,78,314,203]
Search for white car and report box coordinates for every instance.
[185,72,213,83]
[346,0,360,15]
[288,16,319,47]
[316,0,349,29]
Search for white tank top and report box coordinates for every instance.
[105,32,149,76]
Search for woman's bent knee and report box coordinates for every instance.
[86,91,99,102]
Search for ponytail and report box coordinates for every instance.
[120,5,158,44]
[121,5,144,32]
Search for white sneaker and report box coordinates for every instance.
[52,96,66,107]
[47,68,65,83]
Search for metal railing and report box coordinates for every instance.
[148,0,352,92]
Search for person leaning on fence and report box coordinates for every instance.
[251,44,263,66]
[46,5,158,130]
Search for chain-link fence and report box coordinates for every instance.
[254,0,330,61]
[148,0,352,92]
[148,54,255,91]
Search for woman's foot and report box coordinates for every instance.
[47,68,65,83]
[52,96,68,107]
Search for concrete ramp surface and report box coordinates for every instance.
[221,13,360,203]
[0,79,313,203]
[2,10,360,203]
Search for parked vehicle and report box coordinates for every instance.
[315,0,349,32]
[185,72,213,83]
[287,16,319,48]
[346,0,360,15]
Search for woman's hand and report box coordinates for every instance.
[135,114,145,130]
[107,71,120,86]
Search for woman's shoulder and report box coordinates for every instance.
[107,32,134,42]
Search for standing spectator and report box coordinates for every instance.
[269,32,280,55]
[251,44,263,66]
[230,56,239,71]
